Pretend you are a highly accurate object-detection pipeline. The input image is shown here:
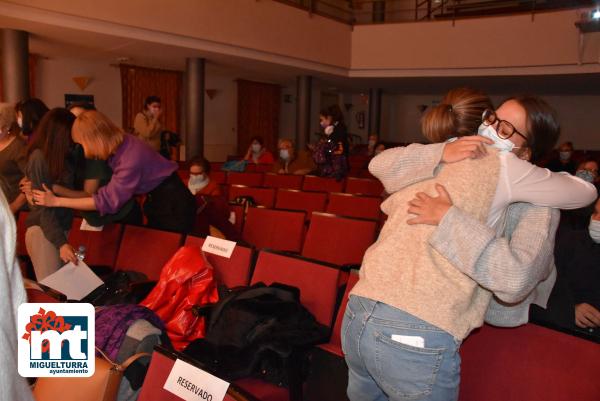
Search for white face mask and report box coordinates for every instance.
[368,140,376,147]
[188,174,208,194]
[559,151,572,161]
[478,123,518,154]
[17,117,23,129]
[251,144,261,153]
[279,149,290,160]
[324,125,334,136]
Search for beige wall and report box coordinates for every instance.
[11,0,352,70]
[351,9,600,75]
[35,57,122,123]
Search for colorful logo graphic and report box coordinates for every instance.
[18,303,95,377]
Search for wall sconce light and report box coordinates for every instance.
[72,76,92,91]
[206,89,218,100]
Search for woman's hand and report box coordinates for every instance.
[32,184,60,207]
[575,303,600,328]
[59,244,78,265]
[442,136,493,164]
[407,184,453,226]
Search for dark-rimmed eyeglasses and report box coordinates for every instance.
[482,109,528,143]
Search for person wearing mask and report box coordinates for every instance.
[547,141,577,174]
[313,105,349,180]
[366,134,378,157]
[15,98,49,140]
[342,89,596,401]
[0,103,27,213]
[244,136,274,164]
[25,108,79,280]
[32,110,196,233]
[133,95,163,152]
[187,156,240,241]
[575,159,599,186]
[0,188,35,401]
[272,139,315,175]
[188,157,220,196]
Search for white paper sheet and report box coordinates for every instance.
[163,358,229,401]
[39,261,104,301]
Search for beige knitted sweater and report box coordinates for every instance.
[351,149,500,340]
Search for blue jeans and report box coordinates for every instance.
[342,296,461,401]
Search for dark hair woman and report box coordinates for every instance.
[15,98,49,138]
[133,95,162,152]
[24,108,78,280]
[314,104,349,180]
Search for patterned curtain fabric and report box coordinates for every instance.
[0,54,38,101]
[237,79,280,156]
[120,64,182,133]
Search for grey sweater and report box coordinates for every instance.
[25,149,74,249]
[367,143,558,328]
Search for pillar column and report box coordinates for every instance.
[185,58,205,160]
[295,75,312,151]
[368,88,382,135]
[2,29,30,103]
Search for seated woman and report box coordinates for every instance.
[272,139,315,175]
[187,156,240,241]
[32,111,196,233]
[0,103,27,213]
[25,108,79,280]
[188,157,221,196]
[244,136,274,165]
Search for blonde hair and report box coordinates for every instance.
[72,110,123,159]
[0,103,15,133]
[421,88,493,143]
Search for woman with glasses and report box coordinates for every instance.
[342,88,597,401]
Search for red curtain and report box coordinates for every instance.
[237,79,280,156]
[0,54,38,101]
[120,64,182,133]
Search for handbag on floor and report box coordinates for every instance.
[32,348,150,401]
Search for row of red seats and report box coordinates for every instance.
[178,170,385,196]
[23,216,600,401]
[227,187,383,221]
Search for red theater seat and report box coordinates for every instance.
[228,186,276,208]
[138,347,258,401]
[275,189,327,216]
[114,225,182,280]
[185,235,253,288]
[263,173,304,190]
[318,272,359,357]
[16,211,28,257]
[242,207,306,252]
[67,217,123,268]
[302,212,377,266]
[227,172,264,187]
[210,170,227,185]
[326,193,381,220]
[344,177,384,197]
[459,323,600,401]
[229,203,245,232]
[302,175,345,193]
[250,250,341,327]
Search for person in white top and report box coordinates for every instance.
[0,188,35,401]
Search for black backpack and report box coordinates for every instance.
[183,283,329,395]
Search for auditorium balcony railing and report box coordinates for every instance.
[274,0,595,24]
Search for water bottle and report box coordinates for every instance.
[75,245,86,262]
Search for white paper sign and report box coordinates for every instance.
[163,358,230,401]
[80,219,103,231]
[201,236,236,259]
[39,261,104,301]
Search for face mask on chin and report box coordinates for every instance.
[559,151,572,161]
[478,123,519,154]
[576,170,596,183]
[279,149,290,161]
[188,175,209,194]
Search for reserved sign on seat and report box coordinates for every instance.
[164,358,230,401]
